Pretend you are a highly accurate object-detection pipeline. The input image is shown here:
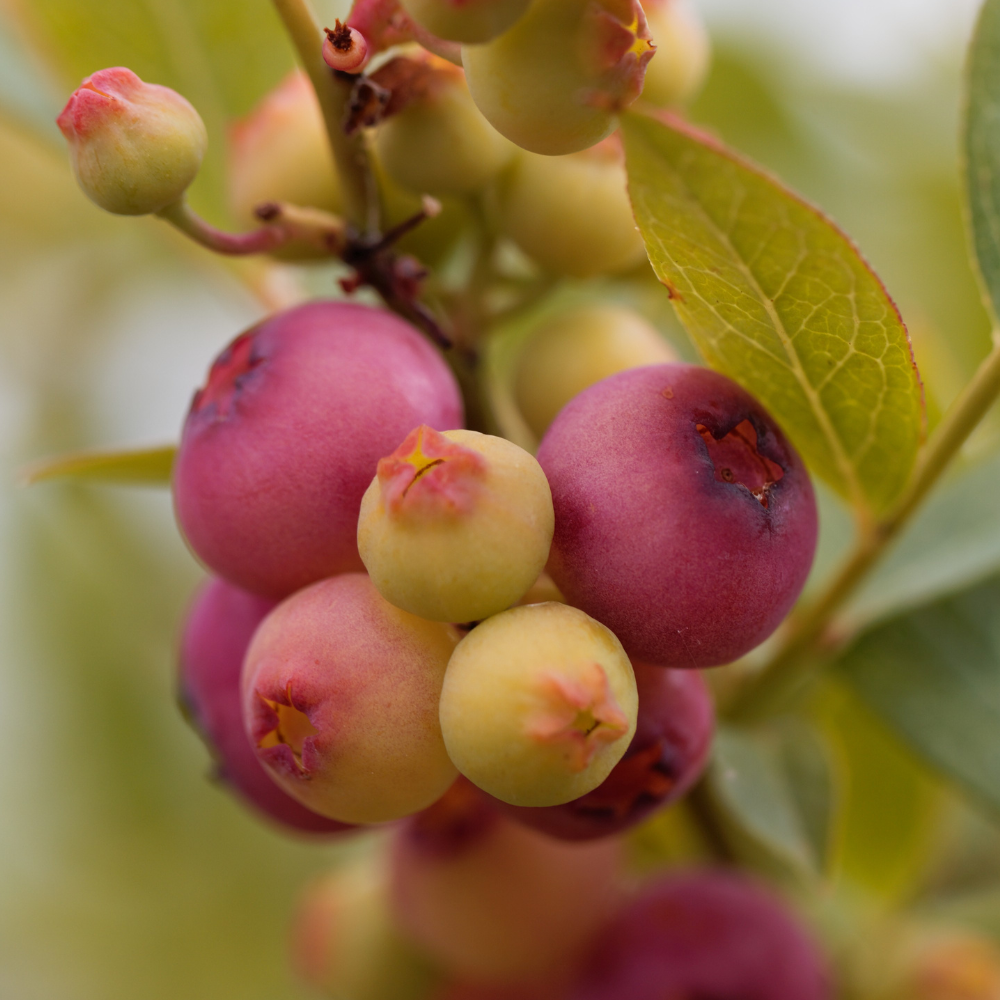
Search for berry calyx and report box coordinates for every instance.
[323,21,372,73]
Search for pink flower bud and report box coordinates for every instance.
[57,67,207,215]
[322,21,371,73]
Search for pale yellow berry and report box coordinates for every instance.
[641,0,711,108]
[439,602,637,806]
[462,0,654,156]
[515,303,677,437]
[374,60,514,199]
[499,142,646,277]
[358,426,554,623]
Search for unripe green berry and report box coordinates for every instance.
[57,67,207,215]
[374,58,514,198]
[499,142,645,277]
[400,0,532,44]
[358,425,554,623]
[439,602,637,806]
[462,0,654,155]
[515,303,677,437]
[640,0,711,107]
[228,70,342,230]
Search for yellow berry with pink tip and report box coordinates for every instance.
[438,602,637,806]
[358,426,554,623]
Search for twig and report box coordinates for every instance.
[270,0,379,234]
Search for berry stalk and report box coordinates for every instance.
[270,0,379,233]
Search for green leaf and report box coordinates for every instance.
[5,0,298,221]
[703,724,822,880]
[966,0,1000,325]
[815,680,940,902]
[22,445,176,486]
[837,576,1000,817]
[844,450,1000,629]
[621,111,924,516]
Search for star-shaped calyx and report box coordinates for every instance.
[377,424,487,517]
[526,662,630,772]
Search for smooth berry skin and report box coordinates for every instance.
[538,363,817,668]
[173,301,463,599]
[178,577,352,835]
[572,871,830,1000]
[391,780,624,982]
[242,573,459,824]
[500,662,713,840]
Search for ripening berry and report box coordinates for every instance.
[462,0,654,155]
[358,426,554,623]
[572,871,830,1000]
[228,71,341,233]
[501,662,713,840]
[57,67,207,215]
[172,301,463,599]
[374,58,514,199]
[895,930,1000,1000]
[498,142,645,277]
[515,304,676,438]
[538,364,817,668]
[292,860,441,1000]
[439,603,637,807]
[242,574,460,824]
[390,791,624,981]
[322,21,371,73]
[178,577,353,835]
[640,0,711,108]
[400,0,531,43]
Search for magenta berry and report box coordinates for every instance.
[538,364,817,668]
[172,301,463,599]
[390,783,624,982]
[242,573,459,824]
[572,871,830,1000]
[178,578,352,835]
[500,661,713,840]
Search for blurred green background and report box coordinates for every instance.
[0,0,998,996]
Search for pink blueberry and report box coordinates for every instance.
[391,778,624,982]
[241,573,460,825]
[538,363,817,668]
[500,661,713,840]
[173,301,463,598]
[178,577,352,835]
[572,870,830,1000]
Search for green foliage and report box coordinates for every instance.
[845,450,1000,629]
[703,722,835,881]
[837,576,1000,818]
[817,682,940,903]
[966,0,1000,325]
[22,445,176,486]
[622,110,925,518]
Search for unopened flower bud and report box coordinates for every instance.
[56,67,207,216]
[323,21,371,73]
